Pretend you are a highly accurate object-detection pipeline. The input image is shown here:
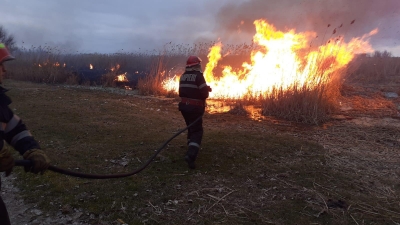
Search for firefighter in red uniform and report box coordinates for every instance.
[0,43,51,225]
[179,56,211,169]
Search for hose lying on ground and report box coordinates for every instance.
[15,116,202,179]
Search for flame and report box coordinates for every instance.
[203,42,222,84]
[111,64,120,72]
[162,19,377,99]
[90,64,93,70]
[115,72,129,82]
[36,62,66,68]
[163,75,180,92]
[124,86,132,90]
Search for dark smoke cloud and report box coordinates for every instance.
[215,0,400,49]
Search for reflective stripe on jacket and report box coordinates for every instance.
[0,87,40,155]
[178,70,209,101]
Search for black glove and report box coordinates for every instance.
[207,86,212,92]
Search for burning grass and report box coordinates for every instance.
[4,80,400,224]
[160,19,379,124]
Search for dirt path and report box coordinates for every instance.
[1,174,89,225]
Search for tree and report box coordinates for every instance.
[0,25,16,52]
[372,50,392,58]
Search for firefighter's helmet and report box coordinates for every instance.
[0,43,15,64]
[186,55,202,67]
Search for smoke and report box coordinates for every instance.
[214,0,400,48]
[2,0,399,54]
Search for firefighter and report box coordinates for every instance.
[0,43,51,225]
[179,55,212,169]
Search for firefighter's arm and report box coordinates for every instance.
[0,98,14,176]
[197,73,211,99]
[1,104,50,174]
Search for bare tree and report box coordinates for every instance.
[0,25,16,52]
[372,50,392,58]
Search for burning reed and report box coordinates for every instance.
[162,19,377,124]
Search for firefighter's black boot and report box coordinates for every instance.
[185,146,199,169]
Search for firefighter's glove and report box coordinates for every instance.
[23,149,50,175]
[0,148,15,177]
[207,86,212,92]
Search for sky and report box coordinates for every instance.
[1,0,400,55]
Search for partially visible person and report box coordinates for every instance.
[0,43,51,225]
[178,55,212,169]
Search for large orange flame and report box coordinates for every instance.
[163,19,377,99]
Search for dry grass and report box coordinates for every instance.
[6,42,231,86]
[137,55,167,96]
[7,60,74,83]
[259,69,343,125]
[346,55,400,84]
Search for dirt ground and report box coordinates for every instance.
[1,174,90,225]
[2,81,400,224]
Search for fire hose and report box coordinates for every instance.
[13,116,202,179]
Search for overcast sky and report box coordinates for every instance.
[1,0,400,55]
